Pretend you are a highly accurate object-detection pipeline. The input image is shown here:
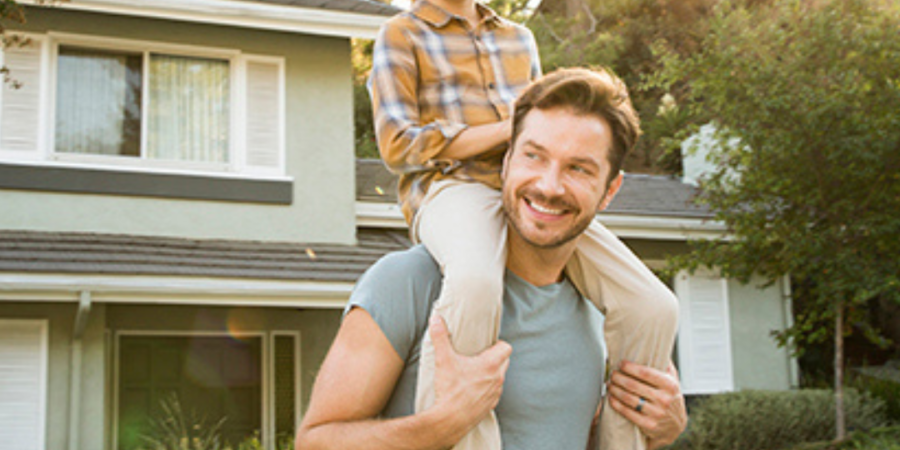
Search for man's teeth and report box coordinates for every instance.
[529,201,563,215]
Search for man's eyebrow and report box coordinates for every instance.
[521,139,547,152]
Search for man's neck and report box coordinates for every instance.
[427,0,481,27]
[505,228,577,288]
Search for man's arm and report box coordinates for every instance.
[607,361,688,450]
[295,310,511,450]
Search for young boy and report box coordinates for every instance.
[368,1,678,449]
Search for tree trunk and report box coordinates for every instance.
[834,300,846,441]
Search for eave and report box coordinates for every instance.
[21,0,393,39]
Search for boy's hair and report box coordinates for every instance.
[511,67,641,186]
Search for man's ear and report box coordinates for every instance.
[501,141,514,181]
[598,171,624,212]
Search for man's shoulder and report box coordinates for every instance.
[362,245,441,285]
[353,245,443,309]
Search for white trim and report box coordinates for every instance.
[0,159,293,182]
[0,273,352,308]
[0,319,48,450]
[21,0,392,39]
[112,330,268,450]
[355,201,406,228]
[355,201,728,241]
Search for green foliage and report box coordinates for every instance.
[853,369,900,423]
[138,394,294,450]
[139,394,227,450]
[670,390,890,450]
[351,38,379,159]
[532,0,719,172]
[653,0,900,354]
[789,426,900,450]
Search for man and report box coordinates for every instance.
[295,68,687,450]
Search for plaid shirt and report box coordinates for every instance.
[369,0,541,223]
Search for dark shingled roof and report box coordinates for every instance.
[243,0,400,16]
[0,228,410,282]
[356,159,713,218]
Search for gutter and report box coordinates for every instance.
[0,273,354,308]
[20,0,394,39]
[67,291,92,450]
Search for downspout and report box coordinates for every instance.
[68,291,92,450]
[781,276,800,388]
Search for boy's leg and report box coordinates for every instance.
[414,180,507,449]
[566,220,679,450]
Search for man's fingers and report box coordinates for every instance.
[609,394,655,431]
[619,360,674,390]
[610,368,656,402]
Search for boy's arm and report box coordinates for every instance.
[295,309,511,450]
[369,22,509,173]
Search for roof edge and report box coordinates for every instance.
[0,272,353,308]
[23,0,394,39]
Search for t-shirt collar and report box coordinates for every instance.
[412,0,506,29]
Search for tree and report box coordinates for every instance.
[648,0,900,441]
[530,0,720,173]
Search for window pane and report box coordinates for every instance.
[147,54,229,163]
[55,47,142,156]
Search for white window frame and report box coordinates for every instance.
[0,31,287,180]
[0,319,49,450]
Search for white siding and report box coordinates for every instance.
[675,269,735,394]
[0,319,48,450]
[0,36,46,159]
[242,57,284,176]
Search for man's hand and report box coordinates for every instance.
[430,315,512,435]
[608,361,687,450]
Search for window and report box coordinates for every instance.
[0,33,284,177]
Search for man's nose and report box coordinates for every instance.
[535,166,565,196]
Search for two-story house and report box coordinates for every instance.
[0,1,798,450]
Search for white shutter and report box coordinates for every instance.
[0,320,48,450]
[242,57,284,175]
[0,35,45,158]
[675,269,735,394]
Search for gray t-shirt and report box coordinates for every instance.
[348,245,606,450]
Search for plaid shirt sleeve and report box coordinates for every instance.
[368,21,468,175]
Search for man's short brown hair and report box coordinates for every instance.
[511,67,641,186]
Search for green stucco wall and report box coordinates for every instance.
[0,302,108,450]
[1,7,357,245]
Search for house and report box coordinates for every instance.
[0,1,403,449]
[0,2,796,450]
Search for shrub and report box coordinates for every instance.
[672,389,890,450]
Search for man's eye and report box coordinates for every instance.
[571,165,589,174]
[524,152,539,160]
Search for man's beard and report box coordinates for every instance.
[502,186,599,249]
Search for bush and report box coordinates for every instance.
[670,389,890,450]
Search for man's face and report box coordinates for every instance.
[502,107,621,249]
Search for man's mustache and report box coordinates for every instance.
[518,188,576,212]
